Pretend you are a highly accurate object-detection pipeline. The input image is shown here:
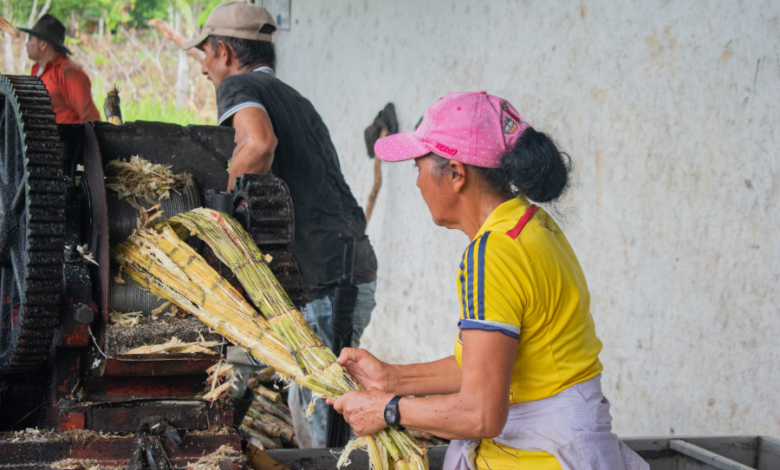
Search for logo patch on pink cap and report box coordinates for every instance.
[435,143,457,156]
[374,91,531,168]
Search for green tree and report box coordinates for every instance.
[4,0,172,30]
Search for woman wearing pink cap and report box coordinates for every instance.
[329,92,647,470]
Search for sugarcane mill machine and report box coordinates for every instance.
[0,74,310,468]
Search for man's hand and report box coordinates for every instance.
[228,106,277,190]
[337,348,394,393]
[329,390,394,437]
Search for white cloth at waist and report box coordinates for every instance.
[443,375,649,470]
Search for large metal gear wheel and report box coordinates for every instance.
[0,75,65,375]
[233,174,306,308]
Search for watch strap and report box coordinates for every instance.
[385,395,405,430]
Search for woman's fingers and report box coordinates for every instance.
[331,395,346,413]
[337,347,367,365]
[328,390,391,437]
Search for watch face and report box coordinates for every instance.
[384,406,398,425]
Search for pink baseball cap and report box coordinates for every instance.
[374,91,530,168]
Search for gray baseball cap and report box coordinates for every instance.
[183,2,276,51]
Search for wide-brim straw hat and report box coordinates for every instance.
[18,14,72,55]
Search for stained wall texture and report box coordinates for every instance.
[274,0,780,437]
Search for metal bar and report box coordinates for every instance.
[758,436,780,470]
[670,439,755,470]
[760,435,780,447]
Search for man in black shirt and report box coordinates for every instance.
[184,2,378,447]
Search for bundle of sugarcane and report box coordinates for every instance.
[170,210,355,392]
[170,209,428,470]
[110,207,301,380]
[242,399,298,449]
[113,207,427,470]
[234,367,299,449]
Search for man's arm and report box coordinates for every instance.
[227,107,277,190]
[62,68,101,122]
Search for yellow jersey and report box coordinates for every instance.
[453,197,604,470]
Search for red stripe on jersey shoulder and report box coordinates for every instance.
[506,204,538,240]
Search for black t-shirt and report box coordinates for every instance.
[216,69,377,301]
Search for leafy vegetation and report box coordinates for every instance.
[4,0,177,30]
[2,0,226,125]
[92,80,214,126]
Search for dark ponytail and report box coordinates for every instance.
[473,128,572,203]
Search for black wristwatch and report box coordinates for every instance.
[384,395,405,430]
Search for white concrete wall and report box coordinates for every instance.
[274,0,780,438]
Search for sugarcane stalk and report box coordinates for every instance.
[252,420,282,439]
[241,425,280,450]
[254,383,282,403]
[104,85,123,125]
[254,412,295,438]
[253,396,292,425]
[250,417,295,444]
[256,366,277,382]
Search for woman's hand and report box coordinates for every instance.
[337,348,394,393]
[328,390,394,437]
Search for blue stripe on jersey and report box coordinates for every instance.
[466,241,476,319]
[459,258,467,320]
[458,319,520,340]
[477,232,490,320]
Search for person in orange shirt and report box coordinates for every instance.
[20,14,100,124]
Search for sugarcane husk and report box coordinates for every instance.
[124,336,221,355]
[203,381,235,402]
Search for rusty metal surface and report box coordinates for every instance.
[0,430,245,469]
[91,121,232,195]
[82,373,209,402]
[84,400,232,432]
[102,353,217,377]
